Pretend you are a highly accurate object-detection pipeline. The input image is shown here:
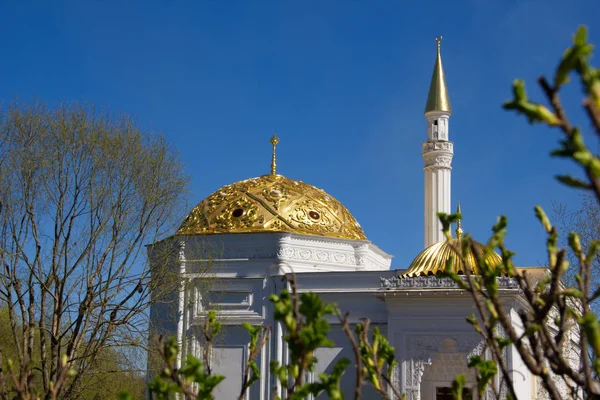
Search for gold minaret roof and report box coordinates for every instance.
[403,205,502,277]
[424,36,452,114]
[177,135,367,240]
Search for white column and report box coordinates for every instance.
[423,112,453,247]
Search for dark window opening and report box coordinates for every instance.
[434,120,439,125]
[436,387,472,400]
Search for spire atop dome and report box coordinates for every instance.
[404,203,503,277]
[424,36,452,114]
[455,203,463,239]
[270,133,279,175]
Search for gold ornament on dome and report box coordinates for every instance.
[270,133,279,175]
[403,205,502,277]
[177,135,366,240]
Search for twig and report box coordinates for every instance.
[338,312,364,400]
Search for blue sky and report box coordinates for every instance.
[1,0,599,269]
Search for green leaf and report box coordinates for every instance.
[496,337,513,349]
[118,392,134,400]
[525,324,542,335]
[574,25,588,46]
[555,26,592,87]
[581,313,600,357]
[468,356,498,397]
[438,212,461,240]
[485,299,499,320]
[512,79,527,102]
[563,288,584,299]
[555,175,592,189]
[504,95,560,125]
[587,240,600,263]
[452,374,466,400]
[534,206,552,233]
[568,232,583,257]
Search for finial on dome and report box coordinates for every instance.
[455,203,463,239]
[270,133,279,175]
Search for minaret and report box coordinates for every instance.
[423,36,453,247]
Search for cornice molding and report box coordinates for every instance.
[179,233,392,271]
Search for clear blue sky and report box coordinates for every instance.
[1,0,599,269]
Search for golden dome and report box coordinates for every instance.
[177,174,367,240]
[403,238,502,277]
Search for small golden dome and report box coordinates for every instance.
[177,174,367,240]
[403,238,502,277]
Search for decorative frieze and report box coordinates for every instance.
[380,275,519,290]
[181,233,391,270]
[422,141,454,153]
[381,276,457,289]
[277,245,356,265]
[423,154,453,168]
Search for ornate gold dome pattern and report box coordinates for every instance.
[177,174,367,240]
[403,237,502,277]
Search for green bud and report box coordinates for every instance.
[581,313,600,357]
[534,206,552,232]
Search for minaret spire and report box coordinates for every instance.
[425,36,452,114]
[423,36,454,247]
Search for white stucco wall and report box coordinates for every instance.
[148,233,549,400]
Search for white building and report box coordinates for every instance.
[149,39,549,400]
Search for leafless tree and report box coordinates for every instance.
[553,190,600,300]
[0,100,189,399]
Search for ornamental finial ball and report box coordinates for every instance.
[435,36,443,51]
